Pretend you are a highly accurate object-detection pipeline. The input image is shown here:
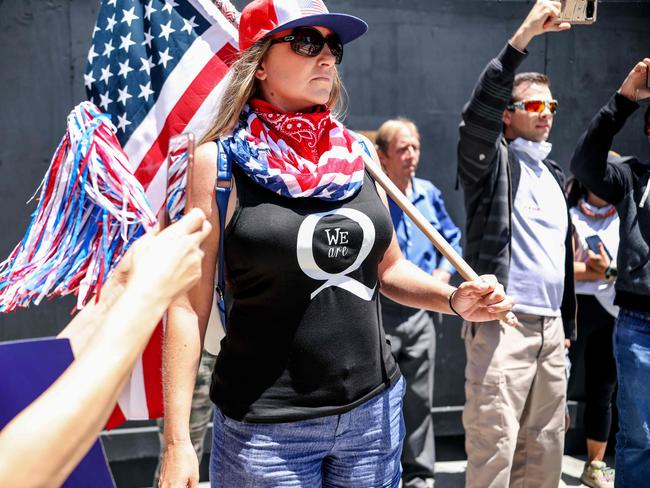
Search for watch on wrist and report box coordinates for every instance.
[605,266,618,281]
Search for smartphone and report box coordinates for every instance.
[164,133,195,225]
[559,0,598,24]
[585,234,612,260]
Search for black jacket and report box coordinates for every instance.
[570,92,650,312]
[457,43,577,339]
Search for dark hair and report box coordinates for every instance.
[510,72,550,102]
[567,151,622,207]
[645,104,650,126]
[565,176,589,209]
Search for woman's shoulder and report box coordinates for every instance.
[190,141,220,191]
[194,141,221,170]
[196,140,219,157]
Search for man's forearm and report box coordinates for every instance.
[574,262,605,282]
[510,25,536,52]
[57,274,129,355]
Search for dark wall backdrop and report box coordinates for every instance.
[1,0,649,408]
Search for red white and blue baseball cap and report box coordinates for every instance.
[239,0,368,52]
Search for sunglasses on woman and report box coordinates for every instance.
[507,99,559,115]
[269,27,344,65]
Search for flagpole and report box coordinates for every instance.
[363,157,514,323]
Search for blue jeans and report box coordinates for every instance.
[210,376,406,487]
[614,309,650,487]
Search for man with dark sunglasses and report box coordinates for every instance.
[570,58,650,487]
[456,1,576,486]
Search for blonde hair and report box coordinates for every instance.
[200,39,348,144]
[375,117,420,154]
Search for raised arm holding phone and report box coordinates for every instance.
[570,57,650,488]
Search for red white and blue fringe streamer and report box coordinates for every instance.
[0,102,158,312]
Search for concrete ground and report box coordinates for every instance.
[197,454,614,487]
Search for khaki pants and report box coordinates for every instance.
[462,313,566,488]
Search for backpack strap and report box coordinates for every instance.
[358,139,373,158]
[353,131,373,159]
[214,140,232,331]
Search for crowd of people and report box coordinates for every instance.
[1,0,649,487]
[155,1,649,487]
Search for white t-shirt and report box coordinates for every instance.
[506,139,568,317]
[570,202,620,317]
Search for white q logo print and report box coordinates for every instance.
[296,208,376,301]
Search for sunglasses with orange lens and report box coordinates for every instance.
[507,99,559,115]
[645,123,650,136]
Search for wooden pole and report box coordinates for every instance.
[364,158,514,323]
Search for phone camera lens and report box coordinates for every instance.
[586,1,595,19]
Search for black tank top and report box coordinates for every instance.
[210,165,400,422]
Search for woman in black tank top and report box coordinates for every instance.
[160,1,514,487]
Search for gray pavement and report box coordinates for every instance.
[197,455,613,487]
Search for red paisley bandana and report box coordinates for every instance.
[250,98,333,164]
[221,98,368,201]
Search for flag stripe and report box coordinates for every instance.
[143,323,165,418]
[123,25,237,170]
[143,67,234,213]
[134,44,235,189]
[105,402,126,431]
[120,353,149,418]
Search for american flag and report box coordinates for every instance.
[85,0,239,428]
[296,0,328,15]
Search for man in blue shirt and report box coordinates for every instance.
[376,118,462,488]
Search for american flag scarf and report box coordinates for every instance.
[222,98,368,201]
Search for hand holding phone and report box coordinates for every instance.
[585,234,612,260]
[585,234,612,276]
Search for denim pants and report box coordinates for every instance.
[614,309,650,487]
[210,376,406,488]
